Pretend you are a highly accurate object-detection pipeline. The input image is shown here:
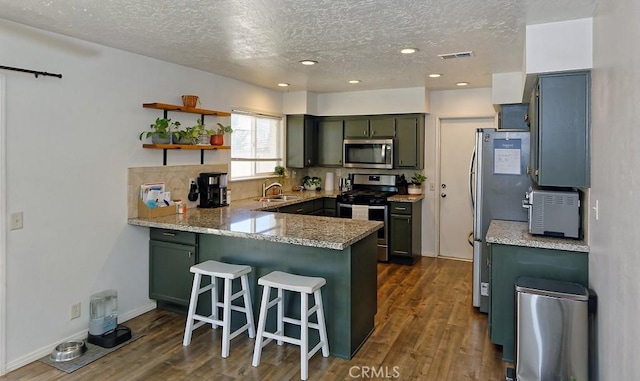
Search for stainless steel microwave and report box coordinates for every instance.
[343,139,393,169]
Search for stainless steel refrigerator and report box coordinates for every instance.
[470,128,532,313]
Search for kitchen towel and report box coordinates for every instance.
[352,205,369,220]
[325,172,334,193]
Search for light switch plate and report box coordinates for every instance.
[481,282,489,297]
[10,212,23,230]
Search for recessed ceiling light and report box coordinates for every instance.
[428,73,442,78]
[400,48,418,54]
[456,82,469,86]
[299,60,318,66]
[277,83,289,87]
[348,80,361,84]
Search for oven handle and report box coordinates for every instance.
[337,203,386,210]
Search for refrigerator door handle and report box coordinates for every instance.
[468,147,476,213]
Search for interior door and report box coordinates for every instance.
[439,117,494,260]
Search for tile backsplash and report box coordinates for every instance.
[128,164,228,218]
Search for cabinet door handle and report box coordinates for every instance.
[395,207,407,211]
[188,251,193,258]
[162,232,176,236]
[296,208,304,213]
[363,130,367,136]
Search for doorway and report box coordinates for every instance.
[438,117,494,260]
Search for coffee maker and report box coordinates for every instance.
[197,172,228,208]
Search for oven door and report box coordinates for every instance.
[337,203,389,262]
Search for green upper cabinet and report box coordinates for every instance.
[317,118,344,166]
[344,119,369,138]
[344,117,395,138]
[287,114,317,168]
[395,114,425,169]
[368,117,395,138]
[530,71,590,187]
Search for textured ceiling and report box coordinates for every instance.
[0,0,597,93]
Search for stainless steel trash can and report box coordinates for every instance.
[515,277,589,381]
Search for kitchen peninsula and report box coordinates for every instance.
[128,194,383,359]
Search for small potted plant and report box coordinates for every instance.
[408,172,427,195]
[177,119,213,145]
[274,165,286,183]
[302,176,322,191]
[139,117,181,144]
[210,123,233,146]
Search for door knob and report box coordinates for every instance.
[441,193,447,198]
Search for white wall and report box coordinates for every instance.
[424,88,495,256]
[0,19,281,370]
[591,1,640,378]
[526,18,593,74]
[316,87,429,115]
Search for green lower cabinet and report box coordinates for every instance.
[388,201,422,264]
[489,244,588,363]
[149,239,196,307]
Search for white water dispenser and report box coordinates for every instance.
[88,289,131,348]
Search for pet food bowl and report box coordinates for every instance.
[50,340,87,362]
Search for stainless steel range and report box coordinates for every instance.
[336,174,398,262]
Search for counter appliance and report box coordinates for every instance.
[522,189,580,238]
[197,172,228,208]
[470,128,532,312]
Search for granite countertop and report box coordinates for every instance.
[485,220,589,253]
[387,194,425,203]
[128,190,381,250]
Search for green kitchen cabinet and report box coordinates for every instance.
[344,118,370,138]
[394,114,425,169]
[529,71,590,187]
[489,243,588,363]
[287,114,316,168]
[277,199,320,215]
[323,198,337,217]
[344,116,395,138]
[149,229,198,309]
[388,201,422,264]
[317,118,344,166]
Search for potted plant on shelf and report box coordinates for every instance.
[210,123,233,146]
[139,118,181,144]
[408,172,427,195]
[302,176,322,191]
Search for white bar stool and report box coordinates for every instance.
[252,271,329,380]
[182,260,256,358]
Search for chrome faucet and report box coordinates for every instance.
[262,181,283,197]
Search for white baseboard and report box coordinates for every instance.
[5,301,157,373]
[421,251,437,258]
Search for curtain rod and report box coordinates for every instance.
[0,65,62,79]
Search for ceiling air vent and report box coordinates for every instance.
[438,51,474,59]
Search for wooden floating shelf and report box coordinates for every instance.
[143,144,230,150]
[142,103,231,117]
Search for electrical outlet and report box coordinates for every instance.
[429,182,435,191]
[70,302,81,320]
[10,212,23,230]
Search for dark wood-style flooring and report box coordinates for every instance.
[1,257,507,380]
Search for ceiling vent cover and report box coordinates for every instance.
[438,51,475,59]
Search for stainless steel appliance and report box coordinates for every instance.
[197,172,228,208]
[337,174,397,261]
[470,128,532,312]
[515,277,589,381]
[343,139,393,169]
[522,189,581,238]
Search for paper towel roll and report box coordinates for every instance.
[324,172,335,193]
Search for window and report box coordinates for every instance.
[230,111,283,179]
